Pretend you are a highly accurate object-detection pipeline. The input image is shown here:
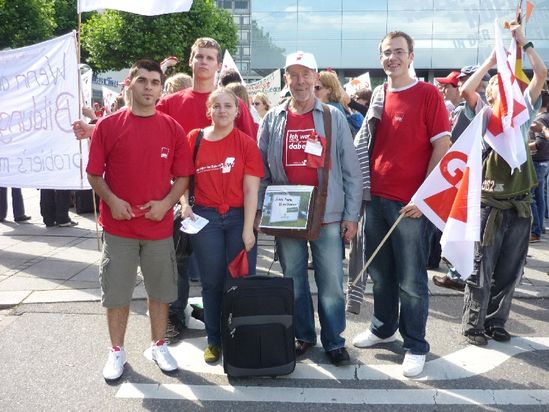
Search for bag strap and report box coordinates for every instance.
[320,104,332,196]
[189,129,204,205]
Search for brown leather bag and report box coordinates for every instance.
[260,104,332,241]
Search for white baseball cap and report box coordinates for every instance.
[284,51,318,72]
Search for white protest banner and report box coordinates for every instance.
[80,64,93,108]
[343,72,371,95]
[102,86,118,114]
[246,69,282,108]
[0,32,88,190]
[78,0,193,15]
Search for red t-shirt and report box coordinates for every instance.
[189,128,264,213]
[283,110,319,186]
[86,109,194,240]
[157,88,256,139]
[371,81,450,203]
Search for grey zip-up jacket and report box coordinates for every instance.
[353,84,386,201]
[257,98,362,223]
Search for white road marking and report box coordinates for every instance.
[154,336,549,381]
[116,386,549,405]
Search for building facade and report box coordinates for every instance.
[216,0,549,83]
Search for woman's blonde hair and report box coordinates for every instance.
[164,73,192,95]
[225,82,251,110]
[318,71,345,104]
[253,92,271,111]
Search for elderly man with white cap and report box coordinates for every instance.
[256,51,362,366]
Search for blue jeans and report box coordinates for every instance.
[531,161,549,236]
[462,205,530,333]
[276,223,346,351]
[191,206,257,347]
[365,196,430,355]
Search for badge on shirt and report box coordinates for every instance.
[304,138,323,156]
[305,132,327,169]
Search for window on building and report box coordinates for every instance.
[239,31,249,43]
[242,47,250,57]
[235,0,248,10]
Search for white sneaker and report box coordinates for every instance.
[184,304,205,330]
[102,346,127,381]
[352,330,398,348]
[402,352,426,377]
[151,340,178,372]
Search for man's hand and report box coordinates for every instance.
[109,196,133,220]
[341,220,358,244]
[400,202,423,218]
[509,21,526,47]
[142,199,171,221]
[72,120,94,140]
[531,121,543,133]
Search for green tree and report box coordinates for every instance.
[0,0,79,50]
[80,0,238,72]
[0,0,56,49]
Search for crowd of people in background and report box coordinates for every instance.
[4,19,548,383]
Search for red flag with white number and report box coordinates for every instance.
[412,109,485,279]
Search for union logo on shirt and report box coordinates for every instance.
[222,157,236,174]
[160,147,170,159]
[285,128,314,167]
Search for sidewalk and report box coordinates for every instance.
[1,188,548,308]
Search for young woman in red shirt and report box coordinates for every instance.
[180,88,264,363]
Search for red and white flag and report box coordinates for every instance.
[412,109,485,279]
[78,0,193,16]
[484,20,529,172]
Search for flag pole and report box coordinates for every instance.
[77,9,101,251]
[351,213,404,287]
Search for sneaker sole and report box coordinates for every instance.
[154,360,178,373]
[353,335,398,348]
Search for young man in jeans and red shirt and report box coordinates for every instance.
[86,59,194,381]
[352,31,451,377]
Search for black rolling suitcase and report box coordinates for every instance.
[221,276,295,377]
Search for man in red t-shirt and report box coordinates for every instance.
[156,38,256,343]
[157,38,255,138]
[352,31,451,378]
[72,39,256,344]
[87,60,194,382]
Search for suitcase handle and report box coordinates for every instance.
[229,314,293,329]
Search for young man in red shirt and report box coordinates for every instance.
[352,31,451,377]
[74,38,257,344]
[156,38,256,343]
[86,59,194,381]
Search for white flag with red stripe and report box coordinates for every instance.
[412,109,484,279]
[78,0,193,15]
[484,19,529,171]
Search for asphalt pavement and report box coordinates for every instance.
[0,188,548,410]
